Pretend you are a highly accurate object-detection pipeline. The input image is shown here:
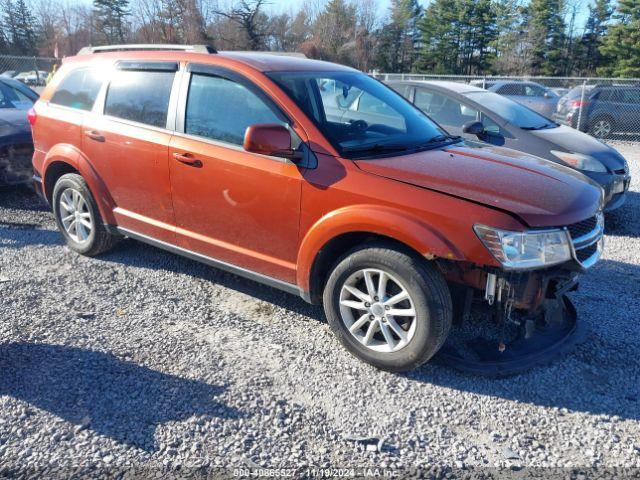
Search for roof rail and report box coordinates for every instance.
[77,44,217,55]
[220,51,307,58]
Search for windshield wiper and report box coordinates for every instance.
[415,134,462,149]
[342,143,408,154]
[521,122,557,130]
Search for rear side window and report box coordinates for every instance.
[621,89,640,104]
[497,84,524,96]
[185,73,284,145]
[50,68,103,111]
[104,70,175,128]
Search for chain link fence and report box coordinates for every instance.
[0,55,59,92]
[372,73,640,145]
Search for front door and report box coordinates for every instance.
[168,66,303,283]
[82,63,179,243]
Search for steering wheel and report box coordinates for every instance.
[348,119,369,134]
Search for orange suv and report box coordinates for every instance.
[30,45,604,371]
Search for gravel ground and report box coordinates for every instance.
[1,142,639,478]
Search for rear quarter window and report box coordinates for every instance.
[104,70,175,128]
[50,68,103,111]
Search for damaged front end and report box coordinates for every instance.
[435,213,604,376]
[0,143,34,186]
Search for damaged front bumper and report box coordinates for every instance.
[436,265,586,376]
[434,213,604,376]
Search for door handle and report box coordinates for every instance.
[84,130,105,142]
[173,152,202,168]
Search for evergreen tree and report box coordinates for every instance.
[312,0,357,62]
[489,0,528,74]
[417,0,496,75]
[3,0,38,54]
[578,0,612,75]
[599,0,640,77]
[93,0,130,44]
[526,0,566,75]
[417,0,460,73]
[377,0,422,73]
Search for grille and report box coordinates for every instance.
[576,242,598,262]
[614,168,626,175]
[566,216,597,240]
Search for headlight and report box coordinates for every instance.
[550,150,608,173]
[474,225,572,269]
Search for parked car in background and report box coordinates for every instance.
[553,84,640,139]
[30,45,604,372]
[551,87,569,97]
[391,80,630,211]
[471,80,559,117]
[1,70,19,78]
[13,70,48,87]
[0,77,39,185]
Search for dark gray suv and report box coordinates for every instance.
[553,85,640,139]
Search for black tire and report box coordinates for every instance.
[323,242,452,372]
[52,173,119,256]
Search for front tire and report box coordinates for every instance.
[323,242,452,372]
[52,173,119,256]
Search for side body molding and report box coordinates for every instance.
[296,204,465,291]
[42,144,117,225]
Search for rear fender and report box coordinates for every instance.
[42,144,117,225]
[297,204,465,291]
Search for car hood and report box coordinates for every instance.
[528,125,626,171]
[354,142,602,227]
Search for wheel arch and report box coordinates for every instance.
[42,144,117,225]
[297,205,465,304]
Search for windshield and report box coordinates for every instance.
[266,71,451,157]
[463,91,557,130]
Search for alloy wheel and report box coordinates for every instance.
[592,119,612,138]
[339,268,417,353]
[59,188,93,244]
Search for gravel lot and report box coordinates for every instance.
[1,143,639,477]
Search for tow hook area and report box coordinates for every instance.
[434,269,585,376]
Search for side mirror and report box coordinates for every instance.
[244,124,303,162]
[462,120,485,136]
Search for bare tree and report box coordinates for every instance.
[213,0,269,50]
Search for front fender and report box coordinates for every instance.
[296,204,465,291]
[42,144,117,225]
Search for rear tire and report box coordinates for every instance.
[52,173,119,256]
[323,242,452,372]
[589,116,614,138]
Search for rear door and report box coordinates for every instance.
[81,61,180,243]
[167,64,303,283]
[620,89,640,132]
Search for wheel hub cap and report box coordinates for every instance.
[339,268,417,353]
[59,188,93,244]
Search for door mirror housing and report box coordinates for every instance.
[462,120,485,136]
[244,124,303,162]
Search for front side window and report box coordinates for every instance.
[267,70,447,158]
[185,73,285,145]
[104,70,175,128]
[524,84,546,97]
[414,89,478,128]
[50,68,103,111]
